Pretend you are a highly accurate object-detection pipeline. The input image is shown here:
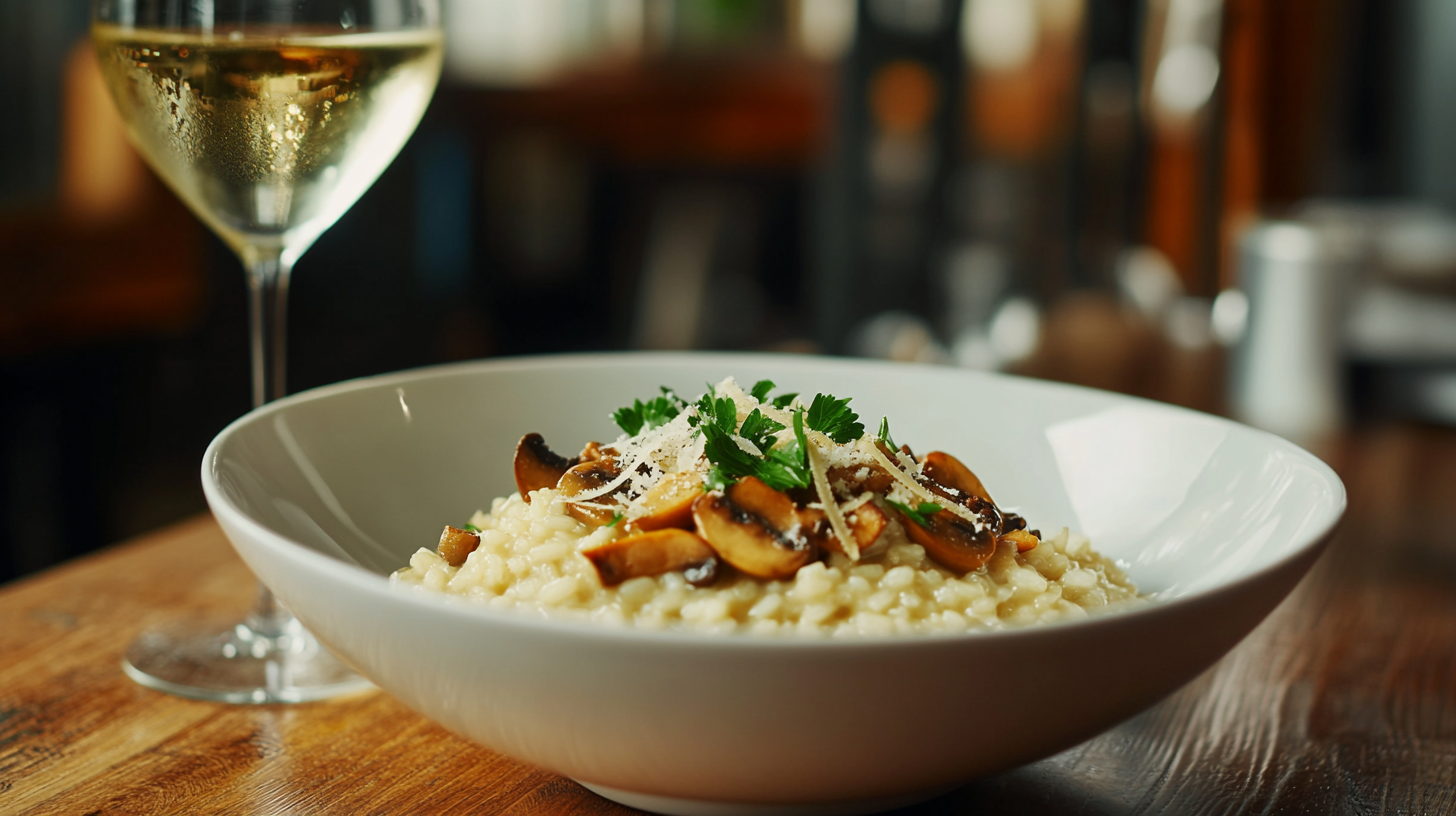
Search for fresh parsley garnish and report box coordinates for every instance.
[737,409,785,454]
[703,464,734,492]
[606,512,623,528]
[611,387,684,436]
[791,407,809,458]
[698,403,811,492]
[877,416,896,449]
[887,500,941,528]
[616,379,825,493]
[757,409,812,490]
[752,456,812,491]
[688,387,736,431]
[749,379,798,409]
[805,393,864,444]
[708,395,737,432]
[462,523,481,533]
[699,421,761,481]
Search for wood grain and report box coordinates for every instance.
[3,426,1455,815]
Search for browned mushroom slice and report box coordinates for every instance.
[1000,529,1039,552]
[921,451,994,506]
[897,507,999,573]
[626,471,705,533]
[1001,511,1029,533]
[846,501,890,550]
[807,501,891,557]
[796,506,832,552]
[826,462,895,495]
[557,459,623,525]
[578,440,609,463]
[692,480,814,580]
[725,476,800,531]
[437,525,480,567]
[583,528,720,587]
[514,433,578,503]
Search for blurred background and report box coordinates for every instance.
[4,0,1456,584]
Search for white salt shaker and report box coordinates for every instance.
[1228,220,1356,443]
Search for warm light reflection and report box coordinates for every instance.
[797,0,857,61]
[272,413,397,566]
[963,0,1038,72]
[396,387,413,423]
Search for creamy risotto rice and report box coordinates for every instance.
[393,377,1142,635]
[392,487,1142,636]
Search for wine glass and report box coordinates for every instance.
[93,0,442,703]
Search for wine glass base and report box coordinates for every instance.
[123,619,374,704]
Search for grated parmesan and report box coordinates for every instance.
[805,434,858,560]
[860,438,986,532]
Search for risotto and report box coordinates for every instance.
[392,377,1142,635]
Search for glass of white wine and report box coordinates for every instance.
[93,0,443,703]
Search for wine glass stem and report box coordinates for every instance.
[244,245,293,409]
[245,584,292,638]
[243,244,296,637]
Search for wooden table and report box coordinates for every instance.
[4,424,1455,815]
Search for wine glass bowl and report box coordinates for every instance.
[93,0,441,703]
[92,21,441,263]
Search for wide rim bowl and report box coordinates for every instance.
[200,352,1347,811]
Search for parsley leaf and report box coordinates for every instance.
[462,523,481,533]
[610,401,646,436]
[737,409,785,454]
[611,387,684,436]
[606,512,623,528]
[771,392,799,409]
[699,406,811,492]
[877,416,896,449]
[750,379,776,402]
[887,500,942,528]
[703,464,734,492]
[689,389,738,432]
[791,407,808,464]
[700,421,760,478]
[711,395,737,431]
[753,452,812,491]
[752,409,812,492]
[805,393,864,444]
[687,392,709,427]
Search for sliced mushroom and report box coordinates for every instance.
[513,433,577,502]
[692,479,814,580]
[808,500,891,557]
[921,451,994,506]
[725,476,800,531]
[578,440,608,463]
[897,507,998,573]
[1001,511,1028,533]
[583,528,720,587]
[846,500,890,551]
[795,505,831,551]
[626,471,704,533]
[557,459,624,525]
[437,525,480,567]
[1000,529,1040,553]
[826,462,895,495]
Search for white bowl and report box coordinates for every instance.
[202,353,1345,815]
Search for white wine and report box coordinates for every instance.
[94,25,442,259]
